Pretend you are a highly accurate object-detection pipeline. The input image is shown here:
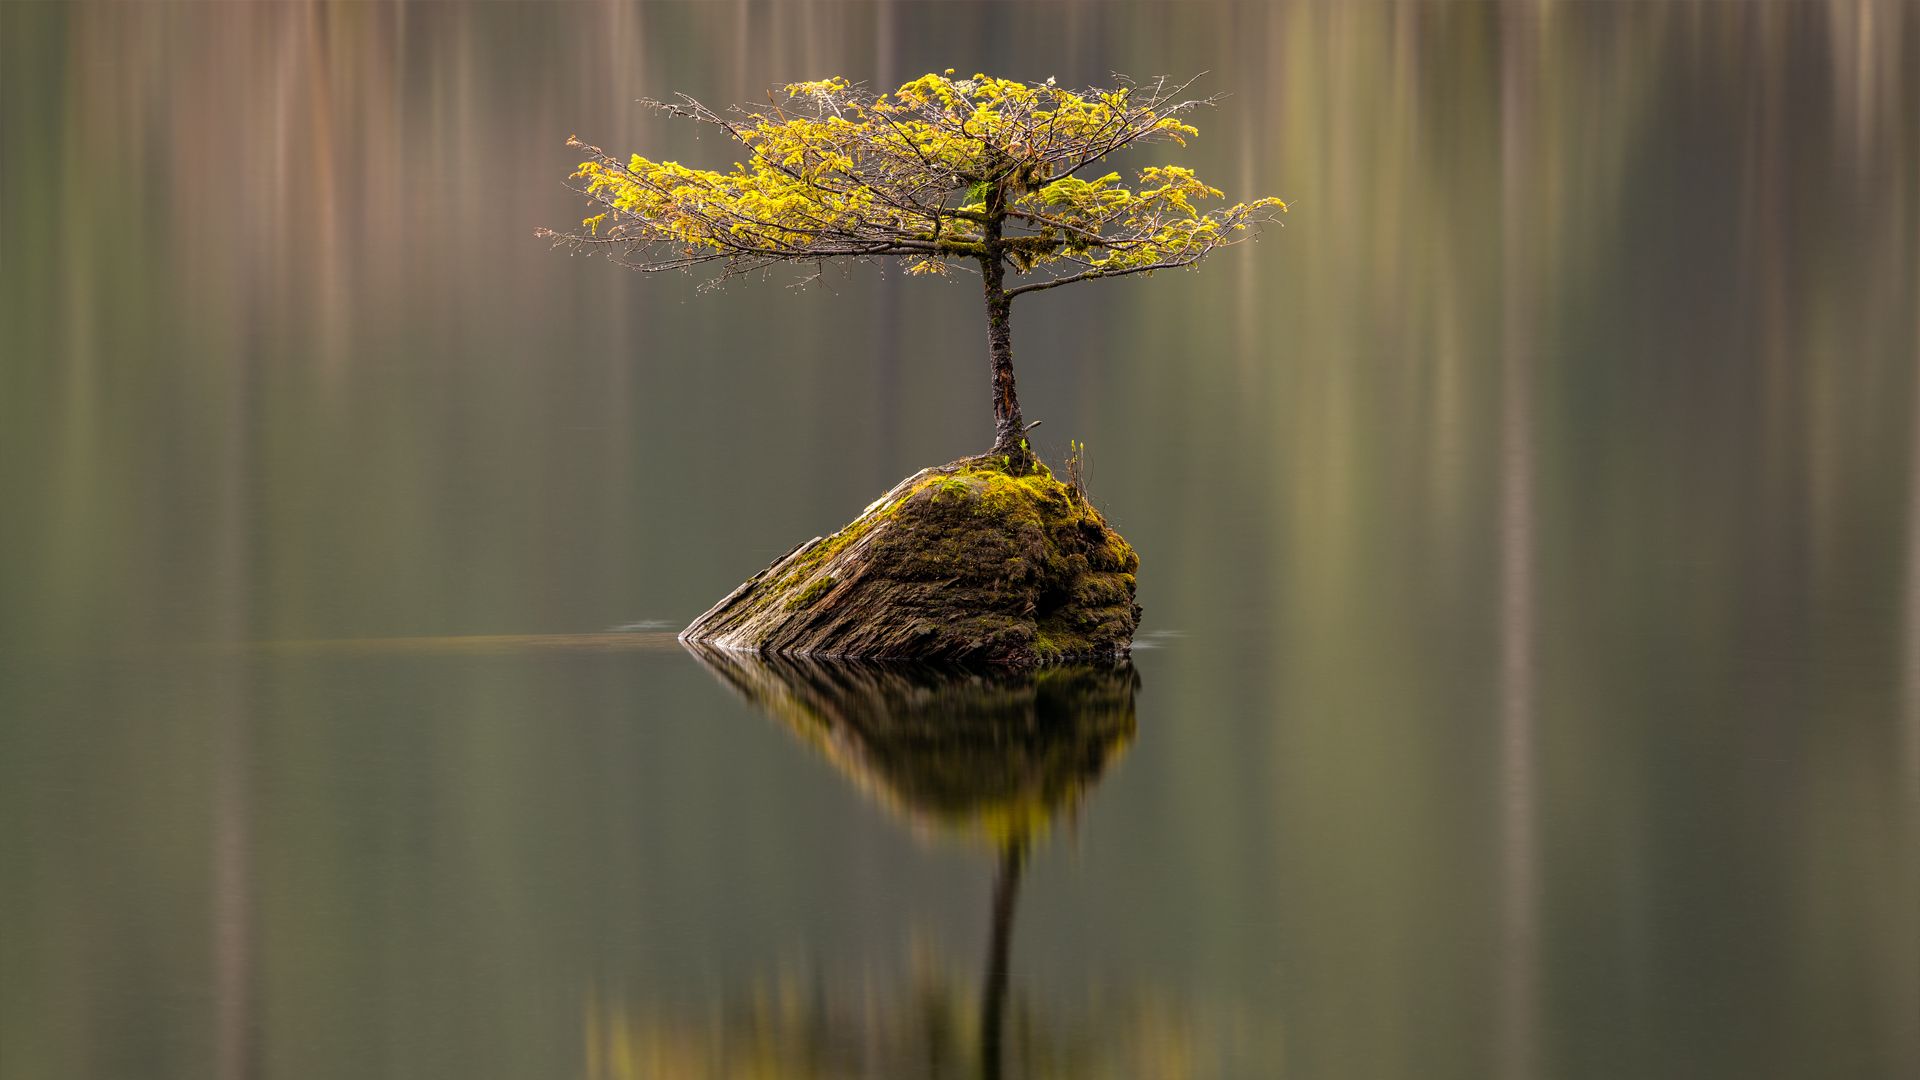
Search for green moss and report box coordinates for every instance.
[784,574,838,611]
[1030,629,1069,660]
[718,450,1140,664]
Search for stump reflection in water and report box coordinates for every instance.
[581,651,1216,1079]
[689,648,1138,848]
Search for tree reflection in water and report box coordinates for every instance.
[582,651,1227,1079]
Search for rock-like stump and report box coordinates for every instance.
[680,455,1140,664]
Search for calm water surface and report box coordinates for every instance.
[3,2,1919,1078]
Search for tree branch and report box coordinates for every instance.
[1003,258,1197,299]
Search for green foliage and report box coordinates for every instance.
[549,72,1284,292]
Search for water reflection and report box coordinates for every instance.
[694,654,1137,1076]
[693,652,1145,1076]
[582,651,1203,1078]
[691,650,1137,848]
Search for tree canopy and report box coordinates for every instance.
[545,72,1285,294]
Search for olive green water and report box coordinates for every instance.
[3,2,1918,1078]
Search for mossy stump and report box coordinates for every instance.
[680,455,1141,664]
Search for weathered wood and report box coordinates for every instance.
[681,455,1141,664]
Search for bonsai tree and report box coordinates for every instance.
[544,72,1285,473]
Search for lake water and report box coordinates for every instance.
[3,2,1918,1078]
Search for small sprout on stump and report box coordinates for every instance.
[1064,439,1090,501]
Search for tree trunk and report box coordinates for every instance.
[980,225,1034,472]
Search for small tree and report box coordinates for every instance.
[544,72,1285,472]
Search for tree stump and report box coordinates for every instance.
[681,455,1141,664]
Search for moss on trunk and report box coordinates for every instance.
[680,455,1141,664]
